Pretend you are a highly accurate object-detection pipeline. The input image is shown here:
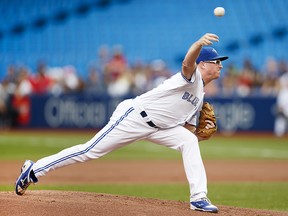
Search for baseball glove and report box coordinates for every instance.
[196,102,217,139]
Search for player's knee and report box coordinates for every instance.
[181,132,198,147]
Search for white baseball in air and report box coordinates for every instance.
[214,7,225,17]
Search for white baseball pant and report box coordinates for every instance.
[32,99,207,201]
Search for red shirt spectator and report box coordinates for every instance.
[29,62,52,94]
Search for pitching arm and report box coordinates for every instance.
[182,33,219,80]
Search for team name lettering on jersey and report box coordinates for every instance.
[182,91,200,106]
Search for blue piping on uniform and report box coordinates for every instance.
[181,71,194,83]
[34,107,135,174]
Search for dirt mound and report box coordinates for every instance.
[1,191,287,216]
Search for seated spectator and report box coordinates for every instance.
[62,66,85,93]
[85,66,106,95]
[0,66,20,128]
[29,61,53,95]
[220,64,238,96]
[104,45,127,85]
[260,57,280,96]
[146,59,172,91]
[236,59,257,97]
[104,45,132,97]
[7,66,33,127]
[130,60,150,95]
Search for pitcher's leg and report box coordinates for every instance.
[33,104,138,179]
[179,134,207,201]
[147,126,207,201]
[33,123,122,178]
[15,99,157,196]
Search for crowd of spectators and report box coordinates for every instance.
[205,57,287,98]
[1,44,288,128]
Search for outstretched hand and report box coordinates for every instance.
[182,33,220,80]
[197,33,219,46]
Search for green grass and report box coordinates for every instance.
[210,182,288,211]
[0,131,287,160]
[1,131,288,212]
[0,132,92,160]
[203,135,288,160]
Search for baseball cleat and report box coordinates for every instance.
[190,197,218,213]
[15,160,38,196]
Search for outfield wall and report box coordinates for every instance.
[18,94,276,133]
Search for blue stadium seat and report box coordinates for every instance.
[0,0,288,79]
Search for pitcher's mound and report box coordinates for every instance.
[0,191,287,216]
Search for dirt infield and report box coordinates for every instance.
[1,160,288,216]
[1,191,288,216]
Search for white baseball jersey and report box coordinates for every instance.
[134,70,204,128]
[32,69,208,202]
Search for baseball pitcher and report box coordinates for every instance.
[15,33,228,213]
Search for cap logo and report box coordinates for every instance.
[212,48,218,54]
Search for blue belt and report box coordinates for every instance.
[140,111,158,128]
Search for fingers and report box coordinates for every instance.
[204,120,216,129]
[198,33,219,46]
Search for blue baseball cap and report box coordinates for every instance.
[196,47,228,64]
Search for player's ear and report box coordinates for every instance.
[199,61,206,69]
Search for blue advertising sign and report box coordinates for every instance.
[28,94,276,133]
[29,94,127,129]
[208,97,276,133]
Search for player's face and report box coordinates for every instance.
[203,60,223,79]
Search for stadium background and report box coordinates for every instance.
[0,1,288,214]
[1,0,288,134]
